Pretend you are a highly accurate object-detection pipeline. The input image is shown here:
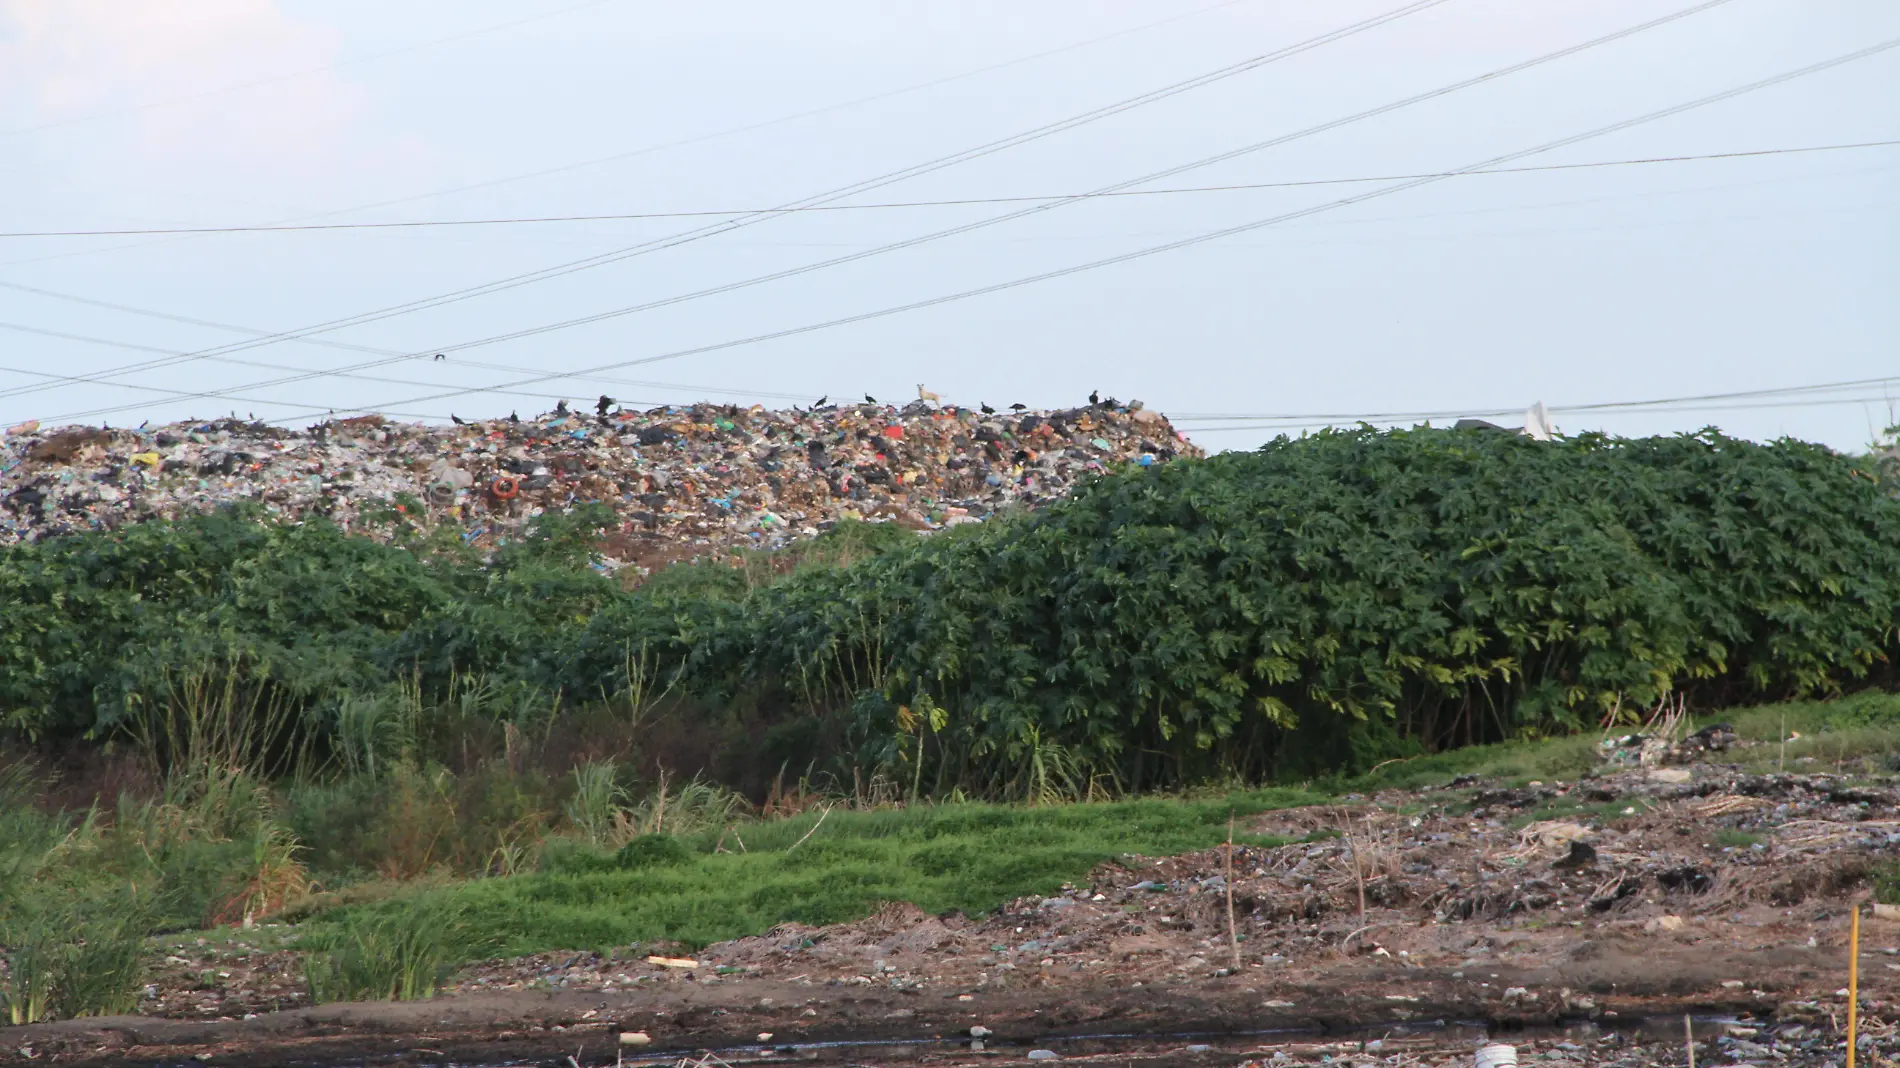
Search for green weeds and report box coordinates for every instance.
[302,899,478,1003]
[0,892,153,1023]
[330,788,1322,960]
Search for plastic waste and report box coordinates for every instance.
[1,402,1198,571]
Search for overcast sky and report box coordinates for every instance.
[1,0,1895,452]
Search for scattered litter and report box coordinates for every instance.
[618,1032,651,1046]
[0,402,1199,570]
[1473,1043,1517,1068]
[646,955,699,969]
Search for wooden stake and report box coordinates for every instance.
[1226,814,1241,971]
[1684,1014,1695,1068]
[1342,808,1367,927]
[1849,906,1861,1068]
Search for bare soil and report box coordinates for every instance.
[6,764,1898,1067]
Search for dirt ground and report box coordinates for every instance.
[6,762,1898,1067]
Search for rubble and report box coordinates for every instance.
[116,764,1900,1035]
[0,400,1199,569]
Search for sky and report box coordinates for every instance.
[0,0,1895,453]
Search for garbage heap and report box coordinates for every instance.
[0,400,1201,570]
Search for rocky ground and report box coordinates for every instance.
[6,760,1897,1067]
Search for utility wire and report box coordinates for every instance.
[265,33,1900,426]
[1168,372,1900,423]
[1183,393,1900,434]
[0,0,1270,272]
[9,138,1891,240]
[32,0,1726,422]
[0,280,843,404]
[1,0,1454,407]
[0,320,638,407]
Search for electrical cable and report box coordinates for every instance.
[8,138,1891,239]
[1171,372,1900,422]
[0,320,641,408]
[29,0,1733,421]
[263,33,1900,426]
[0,0,1271,272]
[0,0,1455,406]
[0,280,844,404]
[1182,393,1900,434]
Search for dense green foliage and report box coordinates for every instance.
[4,427,1898,795]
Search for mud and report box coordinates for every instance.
[5,764,1897,1067]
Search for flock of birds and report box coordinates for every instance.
[443,385,1115,428]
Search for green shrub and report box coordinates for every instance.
[8,429,1900,795]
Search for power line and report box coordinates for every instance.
[1182,393,1900,434]
[247,28,1899,427]
[0,320,634,407]
[29,0,1725,422]
[7,139,1893,239]
[3,0,1453,408]
[0,280,842,404]
[1169,372,1900,423]
[0,0,1292,273]
[234,0,1275,223]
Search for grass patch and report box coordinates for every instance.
[1711,829,1764,850]
[322,788,1322,960]
[1873,862,1900,906]
[302,898,479,1003]
[1338,691,1900,794]
[1508,798,1640,830]
[1338,734,1603,794]
[1720,692,1900,772]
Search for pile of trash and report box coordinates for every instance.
[0,399,1199,570]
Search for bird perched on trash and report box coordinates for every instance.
[555,399,569,415]
[597,395,614,416]
[1009,403,1027,411]
[980,402,995,415]
[864,394,877,404]
[917,384,942,404]
[509,411,519,424]
[450,414,466,425]
[1089,390,1101,405]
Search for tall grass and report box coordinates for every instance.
[303,899,479,1003]
[1,893,153,1023]
[564,761,628,847]
[1,918,58,1025]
